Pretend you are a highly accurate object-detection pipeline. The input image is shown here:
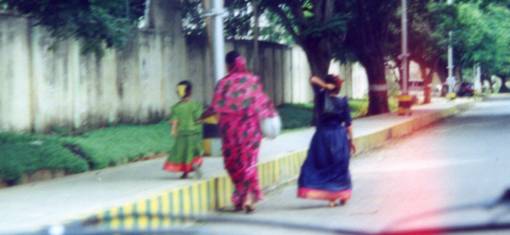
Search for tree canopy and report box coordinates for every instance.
[1,0,146,54]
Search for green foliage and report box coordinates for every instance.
[1,0,146,54]
[0,122,174,183]
[63,122,173,169]
[453,1,510,77]
[182,0,207,37]
[260,0,350,46]
[259,11,294,44]
[224,0,253,40]
[0,133,89,184]
[182,0,293,43]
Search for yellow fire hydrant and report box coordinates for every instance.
[398,94,413,116]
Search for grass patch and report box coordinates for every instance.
[277,104,314,130]
[0,133,89,184]
[0,122,174,183]
[277,99,371,130]
[63,122,173,169]
[0,97,401,184]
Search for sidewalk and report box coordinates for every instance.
[0,98,474,233]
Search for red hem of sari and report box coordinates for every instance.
[297,187,352,201]
[163,157,203,173]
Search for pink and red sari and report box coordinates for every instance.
[209,57,275,208]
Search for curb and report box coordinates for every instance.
[84,100,474,229]
[353,101,473,154]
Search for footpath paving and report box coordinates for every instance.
[0,98,474,233]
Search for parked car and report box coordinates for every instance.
[456,81,475,97]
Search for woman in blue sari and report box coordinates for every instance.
[297,74,356,207]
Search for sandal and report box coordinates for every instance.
[243,204,255,214]
[243,193,256,214]
[192,164,203,179]
[340,199,348,206]
[180,172,189,179]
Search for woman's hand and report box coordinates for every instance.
[349,140,357,154]
[200,107,216,120]
[325,83,335,90]
[310,76,335,90]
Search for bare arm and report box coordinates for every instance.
[310,76,335,90]
[200,107,216,121]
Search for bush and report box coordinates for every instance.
[0,133,89,184]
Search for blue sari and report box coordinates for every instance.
[298,95,352,202]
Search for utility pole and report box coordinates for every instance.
[401,0,409,95]
[398,0,412,115]
[211,0,225,81]
[447,0,455,92]
[209,0,225,82]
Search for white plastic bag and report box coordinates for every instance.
[260,115,282,139]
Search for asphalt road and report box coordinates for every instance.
[197,95,510,235]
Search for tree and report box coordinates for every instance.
[388,1,454,103]
[1,0,147,54]
[450,1,510,92]
[342,1,400,114]
[182,0,293,43]
[259,1,350,78]
[255,0,351,122]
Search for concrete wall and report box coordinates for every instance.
[0,12,370,133]
[186,39,316,106]
[0,13,186,132]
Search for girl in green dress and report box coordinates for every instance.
[163,81,203,179]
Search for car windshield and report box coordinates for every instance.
[1,1,510,235]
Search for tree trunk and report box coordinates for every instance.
[301,38,333,125]
[435,60,448,83]
[301,41,331,78]
[455,65,463,82]
[361,56,389,115]
[480,67,493,93]
[420,66,433,104]
[500,77,510,93]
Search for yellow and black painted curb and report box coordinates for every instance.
[82,101,474,230]
[353,101,473,154]
[89,151,307,230]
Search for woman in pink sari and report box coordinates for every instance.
[202,51,276,213]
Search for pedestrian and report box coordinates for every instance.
[201,51,276,213]
[297,75,356,207]
[163,80,204,179]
